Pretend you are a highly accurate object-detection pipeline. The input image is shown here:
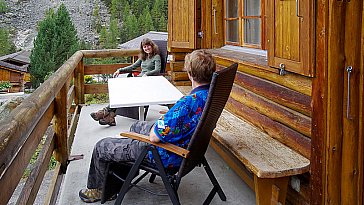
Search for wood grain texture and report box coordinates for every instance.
[226,98,311,159]
[172,81,192,86]
[84,84,108,94]
[171,72,189,81]
[213,110,310,178]
[170,61,185,72]
[120,132,189,158]
[54,84,68,171]
[310,0,328,203]
[341,0,362,203]
[235,71,311,117]
[84,63,132,75]
[0,105,54,204]
[213,54,312,96]
[81,49,139,58]
[230,85,311,137]
[16,128,55,205]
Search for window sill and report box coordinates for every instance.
[208,46,278,74]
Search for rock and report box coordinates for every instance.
[0,96,25,121]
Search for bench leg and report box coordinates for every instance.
[254,176,289,205]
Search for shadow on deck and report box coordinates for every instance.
[58,104,255,205]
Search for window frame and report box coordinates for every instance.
[223,0,266,50]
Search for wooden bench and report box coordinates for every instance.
[211,110,310,205]
[176,85,310,204]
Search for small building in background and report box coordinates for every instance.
[0,51,31,93]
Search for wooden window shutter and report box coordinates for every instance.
[267,0,314,77]
[168,0,197,50]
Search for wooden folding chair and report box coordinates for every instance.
[101,63,238,205]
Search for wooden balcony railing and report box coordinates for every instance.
[0,49,139,205]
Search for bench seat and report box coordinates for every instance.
[212,109,310,204]
[213,110,310,178]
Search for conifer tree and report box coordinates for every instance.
[122,13,139,41]
[0,28,16,56]
[30,9,57,87]
[139,8,155,34]
[157,14,167,31]
[92,4,101,33]
[108,18,120,48]
[30,4,79,88]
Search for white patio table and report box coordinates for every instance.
[108,76,184,120]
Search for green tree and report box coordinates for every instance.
[108,18,120,48]
[53,4,79,68]
[30,4,79,88]
[157,14,167,31]
[99,25,108,48]
[122,13,139,41]
[0,0,7,14]
[139,8,155,34]
[130,0,151,17]
[0,28,16,56]
[92,3,101,33]
[30,9,57,87]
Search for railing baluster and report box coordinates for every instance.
[54,84,69,173]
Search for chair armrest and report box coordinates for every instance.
[120,132,189,158]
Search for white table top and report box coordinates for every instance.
[108,76,184,108]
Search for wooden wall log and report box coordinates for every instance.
[84,84,108,94]
[16,128,55,205]
[172,53,187,61]
[215,57,312,96]
[172,81,192,86]
[235,71,311,117]
[226,98,311,159]
[170,61,185,72]
[0,51,82,174]
[0,105,54,204]
[230,85,312,137]
[81,49,139,58]
[172,72,189,81]
[54,84,68,171]
[84,63,132,75]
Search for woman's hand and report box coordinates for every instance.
[113,70,121,78]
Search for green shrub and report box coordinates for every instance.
[84,75,95,84]
[0,0,8,14]
[0,81,12,91]
[85,93,109,104]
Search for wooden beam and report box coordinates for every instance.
[16,128,55,205]
[0,105,54,204]
[171,72,189,81]
[170,61,185,72]
[67,85,75,111]
[75,60,85,105]
[215,57,312,96]
[235,71,312,117]
[53,84,68,172]
[84,63,132,75]
[226,98,311,159]
[172,81,192,86]
[230,85,311,137]
[84,84,108,94]
[44,163,62,205]
[81,49,139,58]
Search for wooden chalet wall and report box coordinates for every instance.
[168,0,364,204]
[0,66,25,92]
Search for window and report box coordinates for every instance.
[224,0,266,49]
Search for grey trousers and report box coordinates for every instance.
[87,120,155,189]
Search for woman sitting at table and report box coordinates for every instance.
[90,38,161,126]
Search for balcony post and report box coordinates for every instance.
[54,84,69,173]
[75,58,85,105]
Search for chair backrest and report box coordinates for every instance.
[178,63,238,177]
[153,40,168,74]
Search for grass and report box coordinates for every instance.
[85,93,109,104]
[22,136,58,178]
[0,0,8,14]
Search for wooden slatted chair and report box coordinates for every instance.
[101,63,238,205]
